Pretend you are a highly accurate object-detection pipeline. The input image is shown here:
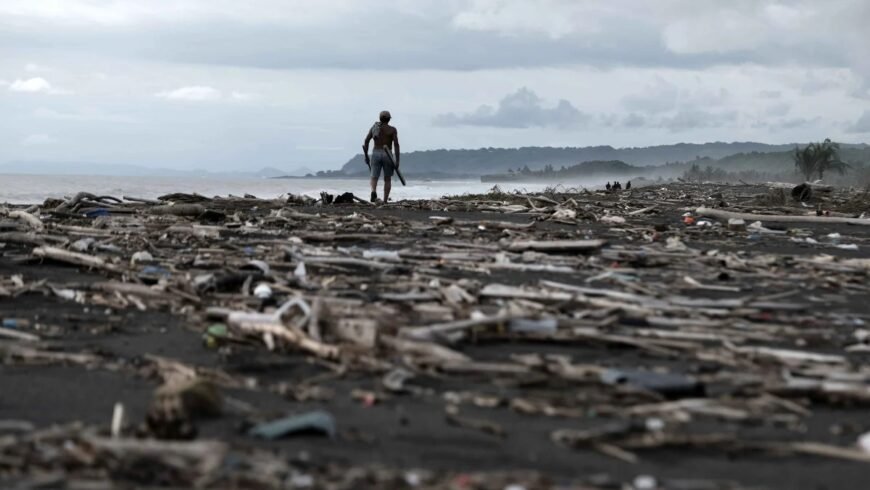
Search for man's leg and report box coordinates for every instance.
[370,158,381,202]
[383,175,392,203]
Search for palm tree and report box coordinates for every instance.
[813,139,849,180]
[793,144,817,181]
[794,139,850,181]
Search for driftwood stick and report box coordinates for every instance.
[92,281,172,299]
[86,436,227,475]
[381,335,471,363]
[400,314,512,341]
[123,195,160,204]
[522,194,560,206]
[458,220,535,230]
[506,239,606,253]
[0,328,40,342]
[628,205,658,216]
[32,246,121,273]
[0,232,49,246]
[53,225,114,237]
[55,192,95,213]
[351,195,374,206]
[2,344,102,365]
[696,207,870,226]
[7,210,44,231]
[750,441,870,464]
[228,308,341,360]
[299,256,394,270]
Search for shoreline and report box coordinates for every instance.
[0,174,594,206]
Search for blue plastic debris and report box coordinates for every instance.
[247,410,336,440]
[85,208,110,218]
[2,318,29,329]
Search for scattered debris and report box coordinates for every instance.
[1,182,869,488]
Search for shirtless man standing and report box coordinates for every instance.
[363,110,400,203]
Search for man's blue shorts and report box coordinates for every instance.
[371,149,394,179]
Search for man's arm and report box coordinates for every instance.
[393,129,400,167]
[363,130,372,164]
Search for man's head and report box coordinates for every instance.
[379,110,391,123]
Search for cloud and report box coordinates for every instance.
[621,77,729,115]
[451,0,612,39]
[660,110,738,132]
[765,103,790,117]
[622,77,680,114]
[622,113,647,128]
[771,117,821,131]
[21,134,56,146]
[25,63,50,73]
[800,70,848,96]
[10,77,51,92]
[0,2,793,72]
[156,85,222,101]
[230,91,256,101]
[0,1,364,27]
[0,0,866,82]
[662,9,769,55]
[295,145,345,151]
[758,90,781,99]
[155,86,257,102]
[34,108,138,124]
[846,110,870,133]
[8,77,69,94]
[849,85,870,100]
[433,87,590,129]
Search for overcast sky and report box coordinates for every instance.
[1,0,868,171]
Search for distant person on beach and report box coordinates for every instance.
[614,181,622,190]
[363,110,400,203]
[605,182,612,191]
[626,181,631,190]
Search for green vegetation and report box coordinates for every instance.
[333,142,806,178]
[680,163,784,184]
[679,139,869,186]
[481,160,640,182]
[793,139,850,181]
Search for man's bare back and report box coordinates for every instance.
[372,124,397,150]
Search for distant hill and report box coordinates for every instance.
[334,142,831,178]
[476,145,870,184]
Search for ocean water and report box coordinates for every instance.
[0,174,587,204]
